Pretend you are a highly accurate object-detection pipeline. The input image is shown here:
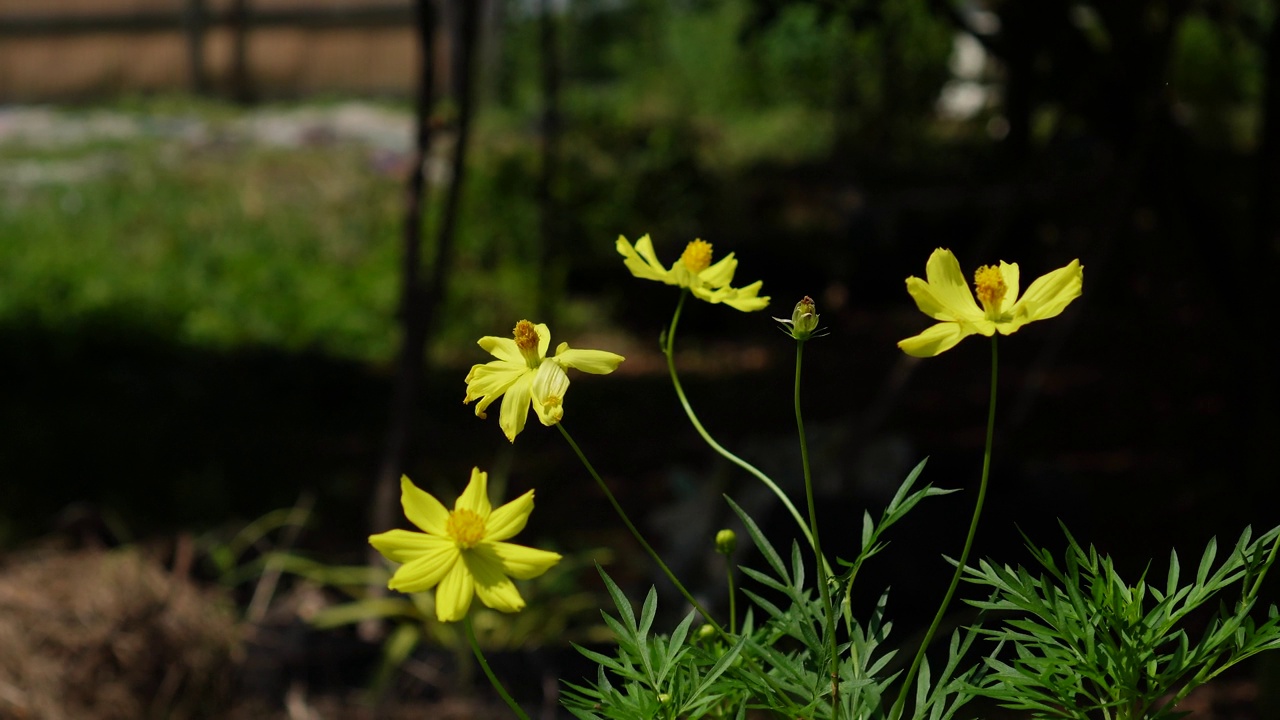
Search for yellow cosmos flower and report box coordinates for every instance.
[464,320,624,442]
[616,234,770,311]
[369,468,562,622]
[898,248,1083,357]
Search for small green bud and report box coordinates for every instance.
[774,296,825,340]
[715,529,737,555]
[658,693,672,705]
[697,624,717,640]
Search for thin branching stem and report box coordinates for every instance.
[465,614,531,720]
[558,422,802,716]
[557,423,715,626]
[892,335,998,720]
[794,339,840,716]
[663,290,830,577]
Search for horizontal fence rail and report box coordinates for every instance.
[0,3,413,37]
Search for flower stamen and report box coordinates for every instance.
[446,509,486,549]
[680,240,714,274]
[973,265,1007,312]
[513,320,541,367]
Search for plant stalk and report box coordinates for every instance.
[891,335,999,720]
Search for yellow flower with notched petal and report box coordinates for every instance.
[464,320,624,442]
[898,248,1083,357]
[616,234,770,312]
[369,469,562,622]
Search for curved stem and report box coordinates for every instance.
[891,336,999,720]
[557,422,717,627]
[465,614,531,720]
[558,421,802,716]
[795,340,839,716]
[663,291,828,574]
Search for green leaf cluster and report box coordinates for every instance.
[965,523,1280,719]
[564,463,982,719]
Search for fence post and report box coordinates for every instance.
[184,0,208,94]
[229,0,255,103]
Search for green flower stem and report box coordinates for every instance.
[891,335,999,720]
[795,339,839,716]
[557,422,716,625]
[465,614,531,720]
[724,558,737,636]
[558,421,802,717]
[663,290,830,576]
[1246,528,1280,601]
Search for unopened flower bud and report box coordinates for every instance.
[715,529,737,556]
[697,624,717,640]
[774,296,825,340]
[658,693,671,705]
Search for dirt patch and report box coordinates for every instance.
[0,547,240,720]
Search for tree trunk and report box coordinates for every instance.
[364,0,438,639]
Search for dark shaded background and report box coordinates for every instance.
[2,0,1280,713]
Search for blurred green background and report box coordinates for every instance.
[2,0,1280,712]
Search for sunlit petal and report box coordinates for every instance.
[463,361,525,418]
[1012,260,1083,323]
[699,252,738,288]
[477,336,523,365]
[484,490,534,542]
[465,551,526,613]
[483,541,563,580]
[456,467,492,517]
[498,373,534,442]
[617,234,672,282]
[385,542,458,593]
[524,323,548,361]
[998,261,1020,315]
[910,249,984,321]
[898,321,979,358]
[400,476,450,535]
[435,560,475,622]
[369,528,452,564]
[553,346,625,374]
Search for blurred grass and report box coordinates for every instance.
[1,130,405,363]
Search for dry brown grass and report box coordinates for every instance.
[0,547,240,720]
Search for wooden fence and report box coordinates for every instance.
[0,1,427,101]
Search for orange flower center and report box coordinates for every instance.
[680,240,714,274]
[446,508,486,549]
[512,319,541,367]
[973,265,1007,311]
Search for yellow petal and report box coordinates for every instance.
[477,336,523,365]
[463,361,526,417]
[384,539,458,593]
[617,234,673,283]
[1010,260,1083,325]
[553,345,625,374]
[531,362,569,427]
[369,527,452,564]
[695,280,770,312]
[482,541,562,580]
[906,250,984,322]
[456,467,492,517]
[497,372,534,442]
[998,261,1020,315]
[435,560,475,622]
[464,550,526,613]
[400,476,449,535]
[698,252,738,289]
[898,321,979,357]
[533,323,552,360]
[484,490,534,542]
